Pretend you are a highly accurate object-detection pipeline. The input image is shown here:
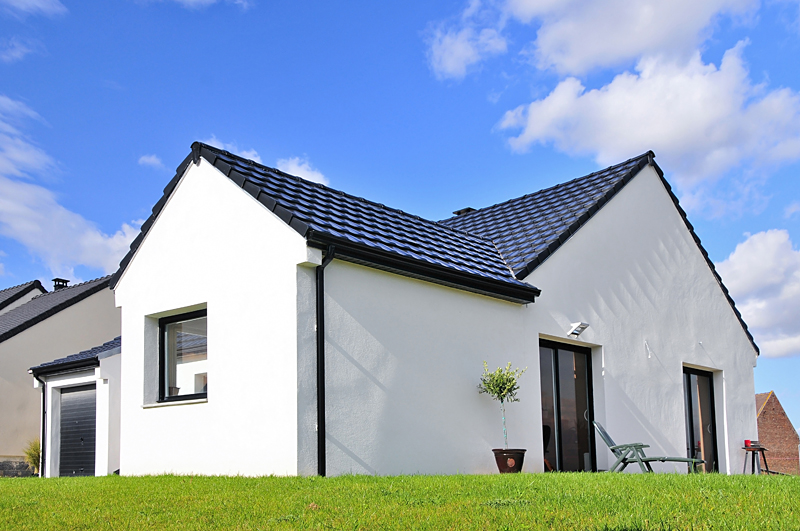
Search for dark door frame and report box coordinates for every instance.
[683,366,719,472]
[539,339,597,472]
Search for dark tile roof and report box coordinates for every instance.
[441,153,652,278]
[31,336,121,376]
[111,143,540,304]
[109,143,757,354]
[0,280,46,313]
[0,276,111,343]
[440,151,759,355]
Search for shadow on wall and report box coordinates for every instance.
[323,265,530,476]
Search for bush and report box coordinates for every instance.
[23,439,40,476]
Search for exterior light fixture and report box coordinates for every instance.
[568,322,590,337]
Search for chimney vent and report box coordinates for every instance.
[452,207,476,217]
[52,278,70,290]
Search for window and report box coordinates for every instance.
[159,309,207,401]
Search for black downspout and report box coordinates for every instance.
[316,245,335,477]
[32,373,46,477]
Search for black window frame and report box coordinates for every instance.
[539,339,597,472]
[158,309,208,403]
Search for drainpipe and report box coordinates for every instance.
[316,244,335,477]
[31,372,46,478]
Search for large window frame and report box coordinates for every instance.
[158,309,208,403]
[539,339,597,472]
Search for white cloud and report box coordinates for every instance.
[785,201,800,219]
[164,0,251,9]
[716,229,800,358]
[201,135,262,164]
[0,95,54,178]
[426,0,757,77]
[425,1,507,80]
[427,26,507,80]
[276,156,328,185]
[0,37,39,63]
[498,42,800,193]
[138,154,164,168]
[0,94,139,279]
[504,0,757,75]
[0,0,66,16]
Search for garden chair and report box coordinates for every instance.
[593,421,704,473]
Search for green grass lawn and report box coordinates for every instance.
[0,473,797,530]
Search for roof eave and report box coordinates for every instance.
[307,230,540,304]
[30,357,99,377]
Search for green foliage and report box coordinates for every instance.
[22,439,40,476]
[1,473,799,530]
[478,361,526,404]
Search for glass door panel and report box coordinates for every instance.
[683,368,718,472]
[540,341,594,472]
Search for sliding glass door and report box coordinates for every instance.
[540,340,595,472]
[683,368,718,472]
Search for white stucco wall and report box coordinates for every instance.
[0,289,120,459]
[318,261,534,476]
[317,164,756,476]
[524,165,758,474]
[115,158,314,476]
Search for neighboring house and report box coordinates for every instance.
[0,276,120,476]
[0,280,46,317]
[111,142,758,477]
[30,337,121,478]
[755,391,799,475]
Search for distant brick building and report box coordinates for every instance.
[756,391,800,475]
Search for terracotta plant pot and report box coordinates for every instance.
[493,448,526,473]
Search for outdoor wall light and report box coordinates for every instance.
[568,322,590,337]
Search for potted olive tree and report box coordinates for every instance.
[478,361,527,473]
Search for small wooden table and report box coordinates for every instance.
[742,446,770,475]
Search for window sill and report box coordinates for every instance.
[142,398,207,409]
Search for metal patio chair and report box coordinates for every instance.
[594,421,704,473]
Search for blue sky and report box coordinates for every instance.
[1,0,799,424]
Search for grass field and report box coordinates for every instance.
[0,473,798,530]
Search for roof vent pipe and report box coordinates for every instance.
[52,278,69,290]
[452,207,476,217]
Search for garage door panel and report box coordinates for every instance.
[59,384,96,477]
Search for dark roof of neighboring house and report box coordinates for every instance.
[440,151,759,355]
[0,280,46,313]
[111,143,541,304]
[0,276,111,344]
[30,336,121,376]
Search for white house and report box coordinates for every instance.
[0,277,120,476]
[111,142,758,476]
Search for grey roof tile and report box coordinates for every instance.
[31,336,121,375]
[440,153,649,276]
[0,280,46,312]
[0,276,111,343]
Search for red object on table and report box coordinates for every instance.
[744,439,751,447]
